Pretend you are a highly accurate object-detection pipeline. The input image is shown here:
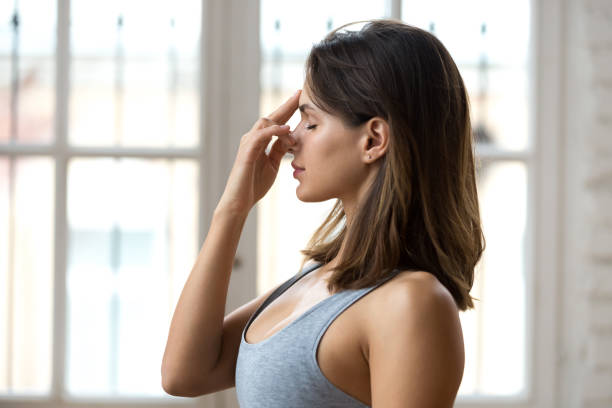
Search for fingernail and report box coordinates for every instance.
[294,89,301,96]
[280,124,290,129]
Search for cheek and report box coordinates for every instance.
[303,126,363,173]
[309,130,350,159]
[311,142,364,186]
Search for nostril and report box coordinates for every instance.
[287,137,297,152]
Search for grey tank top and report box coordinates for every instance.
[235,262,402,408]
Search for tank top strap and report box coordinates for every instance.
[306,267,404,368]
[245,262,323,332]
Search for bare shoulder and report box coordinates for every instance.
[370,270,458,315]
[363,270,465,406]
[362,269,462,351]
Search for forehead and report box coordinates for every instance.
[298,103,316,114]
[298,85,311,105]
[298,86,319,115]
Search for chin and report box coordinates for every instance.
[295,185,334,203]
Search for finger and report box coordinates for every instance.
[250,116,275,132]
[268,134,294,166]
[266,89,301,125]
[253,124,291,152]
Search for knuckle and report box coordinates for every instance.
[240,133,252,145]
[252,117,276,131]
[262,117,278,125]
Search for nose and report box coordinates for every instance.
[287,130,299,153]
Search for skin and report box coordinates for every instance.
[289,86,387,219]
[288,83,389,224]
[162,85,464,406]
[162,90,301,395]
[288,83,390,266]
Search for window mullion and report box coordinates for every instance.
[199,1,261,406]
[529,0,563,405]
[51,0,70,400]
[0,145,203,159]
[475,145,532,161]
[386,0,402,20]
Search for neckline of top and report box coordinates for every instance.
[242,263,402,347]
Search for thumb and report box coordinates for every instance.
[268,137,292,170]
[251,125,290,158]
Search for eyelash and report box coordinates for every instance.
[305,124,317,130]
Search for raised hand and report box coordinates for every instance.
[216,90,301,216]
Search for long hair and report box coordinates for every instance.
[296,19,484,311]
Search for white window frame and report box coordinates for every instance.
[0,0,564,406]
[454,0,564,406]
[0,0,260,407]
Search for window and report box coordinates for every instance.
[1,0,205,406]
[1,0,57,395]
[258,0,560,406]
[402,0,531,397]
[1,0,562,406]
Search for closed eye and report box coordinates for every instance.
[306,124,317,130]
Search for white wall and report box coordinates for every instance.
[561,0,612,406]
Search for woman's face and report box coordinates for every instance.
[288,83,371,205]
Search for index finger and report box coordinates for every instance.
[267,89,301,125]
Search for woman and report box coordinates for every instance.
[162,19,484,407]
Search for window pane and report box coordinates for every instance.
[258,0,388,292]
[0,1,56,144]
[0,157,55,394]
[69,1,200,148]
[0,3,10,142]
[459,161,527,396]
[260,0,387,120]
[402,0,531,150]
[66,158,198,396]
[401,0,531,397]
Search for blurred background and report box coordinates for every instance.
[0,0,610,407]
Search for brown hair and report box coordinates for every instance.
[296,19,484,311]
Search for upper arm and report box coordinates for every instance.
[368,273,464,408]
[199,279,283,395]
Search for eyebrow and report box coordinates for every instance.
[298,103,316,113]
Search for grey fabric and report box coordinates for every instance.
[235,262,401,407]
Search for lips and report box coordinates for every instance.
[291,161,305,180]
[291,162,305,171]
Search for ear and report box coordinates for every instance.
[360,117,390,164]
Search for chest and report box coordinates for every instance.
[244,275,374,406]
